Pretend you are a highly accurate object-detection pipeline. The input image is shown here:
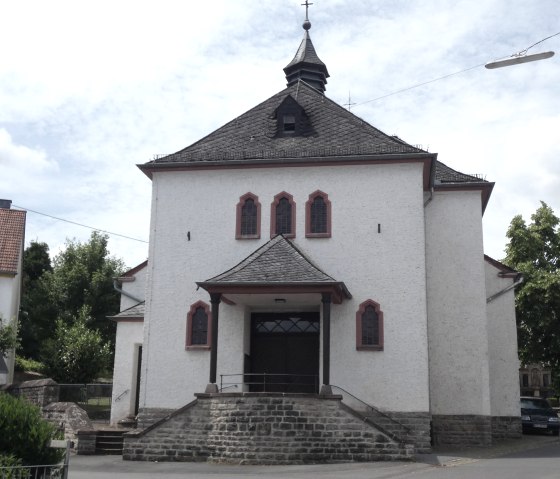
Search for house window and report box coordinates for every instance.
[186,301,211,350]
[543,373,550,387]
[271,192,296,238]
[356,300,384,351]
[306,190,331,238]
[236,193,261,239]
[522,373,529,388]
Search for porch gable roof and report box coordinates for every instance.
[197,235,351,303]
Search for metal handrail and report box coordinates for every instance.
[220,373,319,393]
[329,384,414,439]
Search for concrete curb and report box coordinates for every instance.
[416,434,560,467]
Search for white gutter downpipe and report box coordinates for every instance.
[486,275,524,303]
[113,279,143,303]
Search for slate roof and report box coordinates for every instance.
[435,161,487,184]
[198,235,351,299]
[140,81,431,171]
[108,302,145,321]
[139,81,490,191]
[285,31,328,72]
[0,208,26,275]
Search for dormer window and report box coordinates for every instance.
[274,95,313,138]
[283,115,296,133]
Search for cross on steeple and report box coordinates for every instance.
[301,0,313,21]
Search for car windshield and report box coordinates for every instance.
[520,398,551,410]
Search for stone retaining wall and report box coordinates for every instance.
[431,414,492,447]
[387,412,432,453]
[136,407,174,429]
[3,378,59,407]
[491,416,522,440]
[124,393,414,464]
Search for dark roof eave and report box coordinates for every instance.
[196,281,352,303]
[138,152,436,179]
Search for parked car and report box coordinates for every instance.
[520,397,560,436]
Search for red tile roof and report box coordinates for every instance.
[0,208,26,274]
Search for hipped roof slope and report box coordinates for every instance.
[140,81,430,171]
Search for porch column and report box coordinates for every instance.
[321,292,332,395]
[206,292,222,393]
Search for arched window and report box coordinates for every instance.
[270,192,296,238]
[356,300,384,351]
[305,190,331,238]
[186,301,211,350]
[236,193,261,239]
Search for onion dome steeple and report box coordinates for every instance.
[283,2,329,93]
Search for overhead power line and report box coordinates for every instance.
[13,205,149,244]
[354,31,559,107]
[355,63,486,106]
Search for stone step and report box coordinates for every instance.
[95,430,125,455]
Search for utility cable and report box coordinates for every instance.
[354,31,559,107]
[13,204,149,243]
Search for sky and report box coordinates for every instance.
[1,0,558,269]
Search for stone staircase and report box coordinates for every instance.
[123,392,415,464]
[95,429,126,455]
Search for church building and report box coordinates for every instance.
[110,8,521,463]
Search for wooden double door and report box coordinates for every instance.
[248,312,320,393]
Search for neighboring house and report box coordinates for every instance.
[520,364,556,398]
[0,199,26,385]
[111,16,521,449]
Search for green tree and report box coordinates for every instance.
[41,306,111,383]
[504,201,560,372]
[19,241,55,359]
[43,232,125,344]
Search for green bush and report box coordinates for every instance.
[0,454,28,479]
[0,453,22,466]
[41,307,111,383]
[0,394,63,465]
[14,356,46,374]
[548,397,559,407]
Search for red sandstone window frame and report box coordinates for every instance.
[236,192,261,239]
[305,190,332,238]
[356,299,384,351]
[270,191,296,238]
[186,300,212,350]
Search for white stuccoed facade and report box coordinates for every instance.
[425,190,491,416]
[139,162,430,412]
[484,259,521,418]
[109,264,146,424]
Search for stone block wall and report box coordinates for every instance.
[124,393,414,464]
[4,378,59,407]
[432,415,492,447]
[491,416,522,440]
[386,412,432,453]
[42,402,94,443]
[136,407,174,429]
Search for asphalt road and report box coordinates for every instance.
[68,436,560,479]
